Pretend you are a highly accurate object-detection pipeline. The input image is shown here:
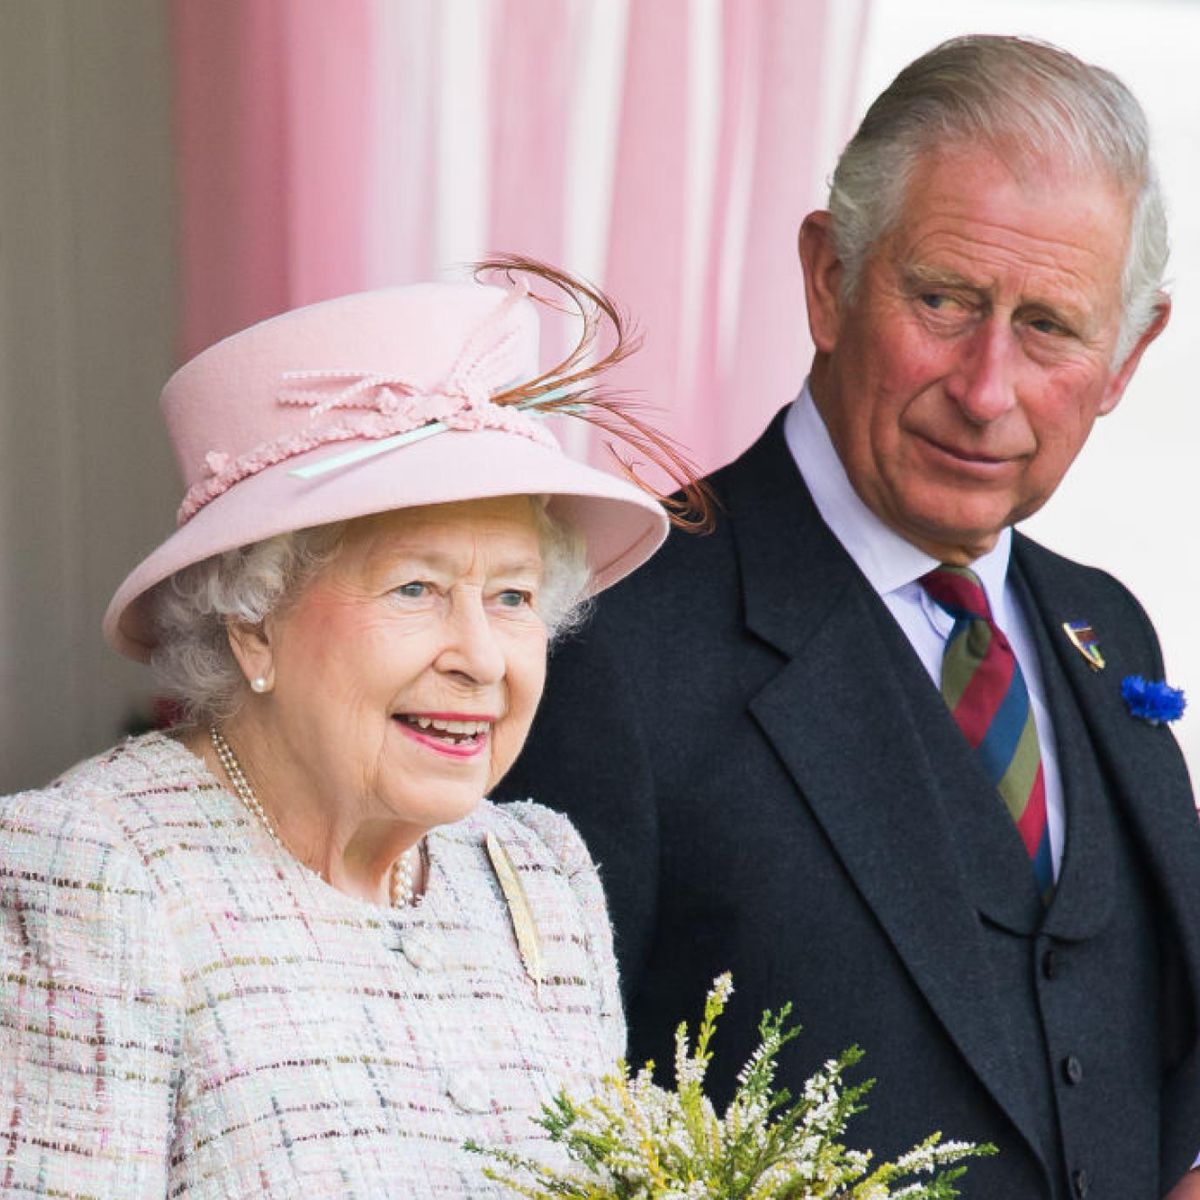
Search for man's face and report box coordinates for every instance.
[800,146,1168,564]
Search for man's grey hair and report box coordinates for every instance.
[828,34,1167,362]
[149,503,591,724]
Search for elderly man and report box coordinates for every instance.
[498,35,1200,1200]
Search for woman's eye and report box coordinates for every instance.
[496,589,532,609]
[394,581,430,600]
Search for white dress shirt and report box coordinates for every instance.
[783,385,1065,878]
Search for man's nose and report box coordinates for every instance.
[436,594,506,686]
[945,322,1019,424]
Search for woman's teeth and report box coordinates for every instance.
[399,716,489,743]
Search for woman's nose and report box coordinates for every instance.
[436,594,505,686]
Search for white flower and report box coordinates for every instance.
[470,973,988,1200]
[710,972,734,1005]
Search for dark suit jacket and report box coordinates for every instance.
[498,409,1200,1198]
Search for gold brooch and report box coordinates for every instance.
[486,832,544,1000]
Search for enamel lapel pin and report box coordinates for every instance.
[1062,620,1105,672]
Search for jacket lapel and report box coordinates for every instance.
[723,414,1049,1169]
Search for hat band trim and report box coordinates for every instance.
[176,392,559,527]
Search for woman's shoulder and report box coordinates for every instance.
[0,732,215,886]
[464,800,615,960]
[0,736,194,1000]
[53,729,209,792]
[468,797,598,881]
[1,741,136,865]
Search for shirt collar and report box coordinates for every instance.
[783,381,1013,620]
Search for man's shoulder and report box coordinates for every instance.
[1013,529,1169,677]
[564,516,739,673]
[1013,530,1156,625]
[597,409,808,608]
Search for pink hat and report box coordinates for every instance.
[105,270,673,661]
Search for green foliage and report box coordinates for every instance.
[466,974,994,1199]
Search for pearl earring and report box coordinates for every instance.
[250,676,270,694]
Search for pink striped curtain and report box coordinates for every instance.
[171,0,870,474]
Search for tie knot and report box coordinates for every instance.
[920,564,993,624]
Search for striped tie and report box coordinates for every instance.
[920,565,1053,898]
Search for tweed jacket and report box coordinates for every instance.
[0,733,623,1198]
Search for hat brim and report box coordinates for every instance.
[104,429,668,662]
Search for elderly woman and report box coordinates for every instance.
[0,262,701,1197]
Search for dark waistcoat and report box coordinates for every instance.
[786,570,1171,1199]
[932,573,1167,1200]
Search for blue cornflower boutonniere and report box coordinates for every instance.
[1121,675,1187,725]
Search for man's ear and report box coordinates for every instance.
[798,210,845,354]
[1099,294,1170,416]
[226,618,274,692]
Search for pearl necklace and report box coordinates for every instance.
[209,725,419,907]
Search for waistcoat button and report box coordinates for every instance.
[1041,948,1059,979]
[1062,1055,1084,1085]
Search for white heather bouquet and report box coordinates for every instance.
[468,974,993,1199]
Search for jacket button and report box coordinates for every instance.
[401,935,442,971]
[446,1068,492,1113]
[1062,1055,1084,1085]
[1072,1167,1089,1197]
[1041,948,1059,979]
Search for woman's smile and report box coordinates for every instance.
[392,711,495,758]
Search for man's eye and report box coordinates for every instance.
[920,293,959,312]
[1028,316,1065,336]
